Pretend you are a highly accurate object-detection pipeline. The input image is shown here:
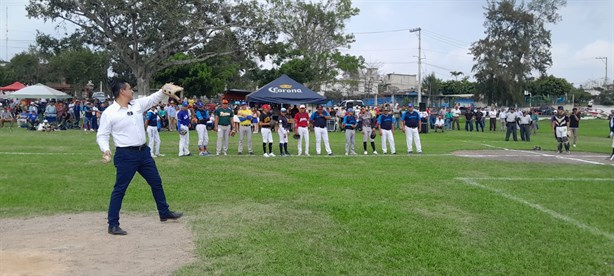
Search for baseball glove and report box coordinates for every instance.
[293,133,300,140]
[162,83,183,101]
[370,132,376,139]
[179,128,188,135]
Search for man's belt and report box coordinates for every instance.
[117,144,147,151]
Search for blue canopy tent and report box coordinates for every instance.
[246,75,327,105]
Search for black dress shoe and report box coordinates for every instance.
[108,226,127,235]
[160,211,183,221]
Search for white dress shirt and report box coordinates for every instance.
[96,90,166,152]
[518,115,531,125]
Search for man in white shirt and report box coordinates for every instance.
[434,114,445,132]
[97,80,182,235]
[499,109,507,131]
[518,110,532,142]
[451,106,461,130]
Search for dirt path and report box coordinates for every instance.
[0,212,195,276]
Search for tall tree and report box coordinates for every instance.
[265,0,361,89]
[8,52,44,85]
[470,0,566,105]
[27,0,272,94]
[47,48,110,94]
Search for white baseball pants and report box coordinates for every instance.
[178,125,190,156]
[147,126,160,156]
[404,126,422,153]
[381,129,396,154]
[314,126,332,155]
[261,127,273,143]
[196,124,208,148]
[297,126,309,155]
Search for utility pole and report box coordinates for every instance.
[409,27,422,104]
[596,57,608,87]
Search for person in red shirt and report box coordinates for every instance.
[294,104,310,156]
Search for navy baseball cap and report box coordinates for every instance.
[241,101,247,105]
[196,101,204,107]
[347,108,354,113]
[557,106,564,110]
[408,103,414,107]
[182,101,189,107]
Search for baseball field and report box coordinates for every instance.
[1,119,613,275]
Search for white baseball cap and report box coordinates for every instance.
[299,105,306,108]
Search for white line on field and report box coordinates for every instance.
[458,178,614,242]
[462,177,613,182]
[480,143,614,167]
[0,152,88,156]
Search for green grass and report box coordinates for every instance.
[0,118,613,275]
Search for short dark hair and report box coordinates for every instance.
[111,80,128,98]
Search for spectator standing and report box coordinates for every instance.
[530,109,539,134]
[336,107,346,132]
[475,107,484,132]
[294,105,311,156]
[499,108,507,131]
[166,102,178,131]
[310,105,333,156]
[518,110,532,142]
[609,113,614,160]
[505,108,518,141]
[569,107,581,147]
[401,103,422,154]
[451,106,461,130]
[488,108,498,131]
[464,108,474,132]
[378,108,396,154]
[445,108,453,130]
[343,108,357,155]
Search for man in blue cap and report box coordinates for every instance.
[401,103,422,154]
[377,107,396,154]
[343,108,357,155]
[195,102,210,156]
[310,105,333,156]
[177,101,191,156]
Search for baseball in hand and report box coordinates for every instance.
[102,151,111,163]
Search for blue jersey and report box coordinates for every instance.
[177,109,190,128]
[195,109,209,124]
[343,115,357,130]
[378,114,395,130]
[402,110,421,128]
[310,110,330,128]
[146,111,158,126]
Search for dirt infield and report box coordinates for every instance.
[453,149,613,166]
[0,213,195,276]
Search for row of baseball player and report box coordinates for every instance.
[144,100,427,157]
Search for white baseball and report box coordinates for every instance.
[102,155,111,163]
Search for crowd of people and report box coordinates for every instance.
[2,95,613,160]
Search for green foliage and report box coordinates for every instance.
[422,73,442,95]
[0,63,14,85]
[27,0,273,94]
[440,79,476,95]
[595,88,614,105]
[526,75,573,97]
[47,48,110,92]
[260,0,362,89]
[471,0,566,106]
[8,52,43,84]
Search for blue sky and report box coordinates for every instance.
[1,0,612,87]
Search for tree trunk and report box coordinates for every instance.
[135,70,151,98]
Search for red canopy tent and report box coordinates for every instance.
[0,82,26,91]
